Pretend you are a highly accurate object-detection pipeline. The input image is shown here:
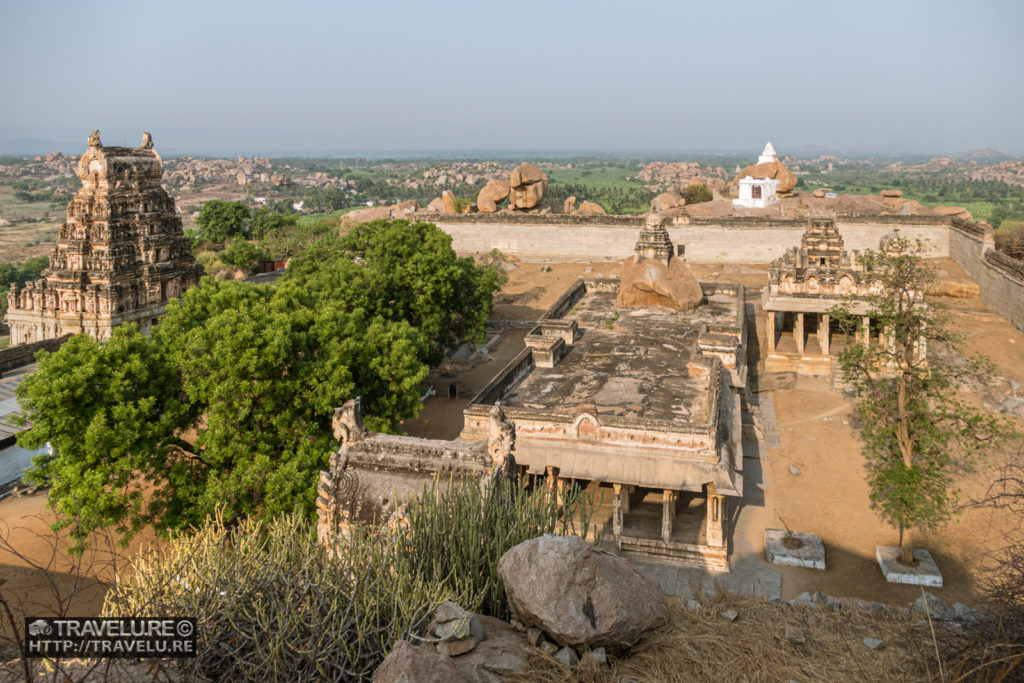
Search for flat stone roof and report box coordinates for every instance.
[503,289,738,424]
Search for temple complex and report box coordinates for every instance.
[4,131,202,346]
[318,226,747,571]
[763,218,918,376]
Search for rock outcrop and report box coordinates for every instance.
[576,200,606,216]
[651,190,685,213]
[375,615,532,683]
[563,196,576,214]
[881,189,903,198]
[617,216,703,311]
[476,179,510,213]
[508,163,548,210]
[497,534,669,650]
[443,189,456,213]
[732,161,797,194]
[427,197,445,212]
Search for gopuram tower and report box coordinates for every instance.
[5,131,203,346]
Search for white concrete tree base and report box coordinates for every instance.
[876,546,943,587]
[764,529,825,570]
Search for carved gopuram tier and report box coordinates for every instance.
[5,131,203,346]
[633,215,675,266]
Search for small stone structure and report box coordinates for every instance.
[316,398,517,547]
[5,131,202,345]
[731,142,798,205]
[762,218,923,376]
[733,175,780,209]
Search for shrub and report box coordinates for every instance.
[104,476,600,680]
[681,182,713,205]
[220,240,269,271]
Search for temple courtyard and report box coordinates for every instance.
[403,256,1024,606]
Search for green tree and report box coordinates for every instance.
[284,219,503,365]
[251,207,299,241]
[196,200,251,244]
[829,236,1017,565]
[219,239,269,271]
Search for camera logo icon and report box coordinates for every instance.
[28,620,52,636]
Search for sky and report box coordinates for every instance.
[1,0,1021,156]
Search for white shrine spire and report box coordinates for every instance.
[758,142,778,164]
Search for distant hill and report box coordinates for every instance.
[952,147,1018,162]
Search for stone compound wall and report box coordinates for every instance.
[0,334,72,374]
[950,218,1024,333]
[413,212,951,264]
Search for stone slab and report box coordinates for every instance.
[876,546,943,587]
[765,529,825,570]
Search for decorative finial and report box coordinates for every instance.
[87,130,101,148]
[140,132,153,149]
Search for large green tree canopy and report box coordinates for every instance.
[16,219,500,548]
[196,200,251,244]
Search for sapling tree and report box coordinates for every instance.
[829,235,1017,566]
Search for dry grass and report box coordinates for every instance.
[516,592,1022,683]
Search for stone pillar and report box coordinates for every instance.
[861,316,871,347]
[706,483,725,548]
[795,313,805,354]
[765,310,776,352]
[612,483,624,543]
[661,489,675,544]
[622,485,632,514]
[821,313,830,355]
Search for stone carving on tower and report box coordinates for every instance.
[617,215,704,311]
[4,130,203,346]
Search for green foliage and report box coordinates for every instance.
[396,476,600,620]
[251,206,299,241]
[15,327,193,545]
[104,512,461,682]
[196,200,251,244]
[681,182,713,205]
[995,221,1024,260]
[284,219,502,365]
[15,219,499,549]
[103,478,598,680]
[302,186,349,213]
[258,217,334,260]
[219,240,269,271]
[829,236,1018,559]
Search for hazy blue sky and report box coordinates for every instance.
[1,0,1021,155]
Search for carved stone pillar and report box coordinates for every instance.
[766,310,776,352]
[622,485,632,514]
[861,316,871,347]
[706,483,725,548]
[611,483,624,543]
[661,489,675,544]
[795,313,805,354]
[821,313,830,355]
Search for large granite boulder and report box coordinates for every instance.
[618,256,703,311]
[442,190,456,213]
[732,160,797,194]
[345,206,393,223]
[497,534,669,651]
[576,200,606,216]
[476,179,510,213]
[426,197,445,212]
[651,191,685,213]
[508,163,548,210]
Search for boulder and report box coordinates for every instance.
[442,190,456,213]
[427,197,445,212]
[576,200,606,216]
[346,206,393,223]
[618,256,704,311]
[508,163,548,210]
[563,196,576,214]
[477,179,510,213]
[932,205,971,218]
[375,617,531,683]
[390,199,420,217]
[912,592,956,621]
[374,640,470,683]
[651,191,685,213]
[881,189,903,198]
[732,160,797,193]
[497,534,669,651]
[813,189,826,198]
